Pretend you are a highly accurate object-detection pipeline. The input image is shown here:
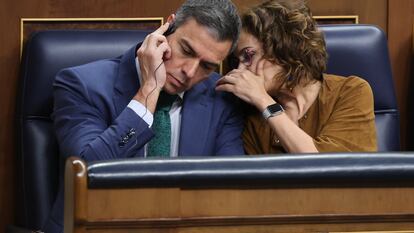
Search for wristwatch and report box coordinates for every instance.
[262,103,284,120]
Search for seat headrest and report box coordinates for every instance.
[320,25,397,111]
[17,30,151,118]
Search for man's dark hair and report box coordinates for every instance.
[174,0,241,54]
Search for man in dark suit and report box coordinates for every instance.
[44,0,243,231]
[53,0,243,160]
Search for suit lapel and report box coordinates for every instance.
[113,44,141,116]
[179,82,213,156]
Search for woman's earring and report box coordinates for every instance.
[287,76,294,92]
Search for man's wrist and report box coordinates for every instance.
[127,100,154,126]
[140,81,161,96]
[133,86,161,113]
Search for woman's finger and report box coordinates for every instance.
[215,83,235,92]
[256,59,266,77]
[217,74,239,86]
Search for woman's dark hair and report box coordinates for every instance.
[242,0,328,88]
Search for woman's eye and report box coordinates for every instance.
[242,53,252,63]
[239,48,256,66]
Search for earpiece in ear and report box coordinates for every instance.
[164,21,176,36]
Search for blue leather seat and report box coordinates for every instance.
[15,30,151,231]
[320,25,400,151]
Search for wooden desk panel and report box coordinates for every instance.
[64,158,414,233]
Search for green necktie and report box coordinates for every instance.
[147,92,178,157]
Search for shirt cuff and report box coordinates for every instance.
[127,100,154,127]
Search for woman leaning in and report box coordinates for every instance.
[216,0,377,153]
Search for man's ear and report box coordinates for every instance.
[164,14,177,36]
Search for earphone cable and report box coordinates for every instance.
[141,61,164,120]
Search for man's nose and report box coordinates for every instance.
[183,59,199,78]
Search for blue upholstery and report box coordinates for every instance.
[16,30,151,231]
[87,154,414,188]
[320,25,400,151]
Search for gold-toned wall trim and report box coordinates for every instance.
[20,16,357,74]
[19,17,226,74]
[20,17,164,58]
[314,15,359,24]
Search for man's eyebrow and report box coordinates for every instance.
[181,39,220,70]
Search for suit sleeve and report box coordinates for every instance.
[53,68,154,162]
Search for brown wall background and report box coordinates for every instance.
[1,0,413,231]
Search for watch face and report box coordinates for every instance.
[268,103,284,113]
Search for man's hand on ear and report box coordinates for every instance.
[134,22,172,113]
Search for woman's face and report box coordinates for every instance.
[235,31,285,94]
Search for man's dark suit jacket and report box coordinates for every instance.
[42,44,244,232]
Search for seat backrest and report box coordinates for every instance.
[320,25,400,151]
[15,30,151,230]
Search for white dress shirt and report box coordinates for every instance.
[127,58,183,157]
